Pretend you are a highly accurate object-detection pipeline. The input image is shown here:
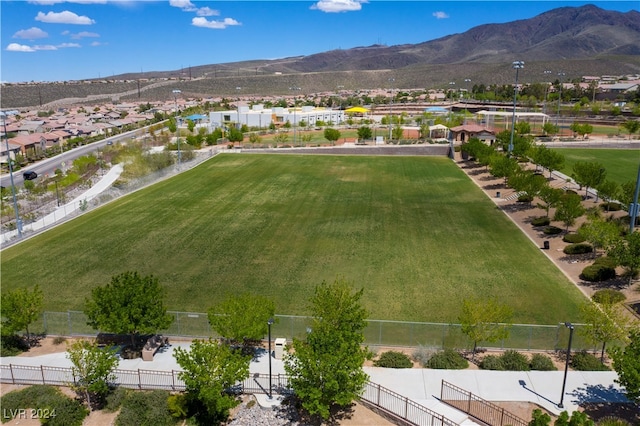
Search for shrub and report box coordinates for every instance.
[593,256,618,269]
[104,386,129,412]
[530,353,557,371]
[591,289,626,304]
[412,345,436,366]
[374,351,413,368]
[600,202,622,212]
[580,264,616,282]
[115,390,178,426]
[426,349,469,369]
[52,336,67,345]
[596,416,631,426]
[543,226,563,235]
[479,355,504,370]
[0,385,88,426]
[563,243,593,255]
[563,233,586,243]
[0,334,29,356]
[517,194,534,203]
[571,351,610,371]
[499,350,530,371]
[531,216,551,227]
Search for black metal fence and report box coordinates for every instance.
[440,380,528,426]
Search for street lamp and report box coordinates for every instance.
[388,78,395,142]
[267,318,274,399]
[289,87,301,146]
[1,112,22,238]
[508,61,524,156]
[543,70,552,115]
[172,89,182,167]
[556,72,566,128]
[464,78,471,102]
[558,322,574,409]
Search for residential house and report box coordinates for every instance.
[449,124,495,144]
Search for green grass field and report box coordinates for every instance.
[1,155,586,324]
[552,148,640,186]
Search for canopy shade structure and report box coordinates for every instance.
[345,106,369,114]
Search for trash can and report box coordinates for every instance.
[274,338,286,359]
[543,241,550,250]
[496,191,501,198]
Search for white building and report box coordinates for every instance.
[209,104,345,129]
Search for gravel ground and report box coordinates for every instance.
[228,396,303,426]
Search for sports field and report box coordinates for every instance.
[1,154,585,324]
[552,148,640,186]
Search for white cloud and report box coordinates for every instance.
[192,17,240,29]
[432,11,449,19]
[90,41,106,46]
[32,44,57,50]
[196,7,219,17]
[311,0,366,13]
[13,27,49,40]
[35,10,96,25]
[70,31,100,39]
[6,43,36,52]
[57,43,81,48]
[171,0,219,17]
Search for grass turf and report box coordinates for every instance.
[1,154,585,324]
[552,148,640,186]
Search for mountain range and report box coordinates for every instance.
[2,4,640,108]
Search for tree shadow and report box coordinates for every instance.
[288,398,357,426]
[580,402,640,424]
[568,383,630,405]
[498,203,536,214]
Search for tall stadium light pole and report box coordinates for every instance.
[1,113,22,238]
[508,61,524,156]
[172,89,182,167]
[267,318,274,399]
[558,322,574,409]
[388,78,395,142]
[543,70,552,115]
[464,78,471,102]
[556,72,566,128]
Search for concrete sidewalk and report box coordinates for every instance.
[1,342,628,421]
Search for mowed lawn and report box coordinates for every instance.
[552,148,640,186]
[1,155,585,324]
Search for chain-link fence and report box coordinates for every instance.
[35,310,598,352]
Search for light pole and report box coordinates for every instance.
[464,78,471,102]
[388,78,395,142]
[1,112,22,238]
[289,87,301,146]
[543,70,552,116]
[508,61,524,156]
[558,322,574,409]
[556,72,566,128]
[267,318,274,399]
[172,89,182,166]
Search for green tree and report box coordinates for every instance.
[84,271,174,348]
[67,339,119,410]
[458,298,514,360]
[357,126,372,141]
[608,232,640,284]
[537,185,564,217]
[227,126,243,143]
[579,296,630,362]
[542,122,559,136]
[514,121,531,135]
[0,285,43,347]
[507,169,546,203]
[391,124,404,141]
[609,328,640,403]
[489,154,519,184]
[207,293,275,349]
[620,119,640,140]
[187,120,196,133]
[323,128,341,144]
[572,161,606,200]
[554,192,585,232]
[531,145,565,178]
[554,410,595,426]
[577,213,620,256]
[596,180,620,211]
[619,180,636,213]
[284,279,369,420]
[174,339,250,424]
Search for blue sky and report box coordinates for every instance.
[1,0,637,83]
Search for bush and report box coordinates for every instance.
[531,216,551,227]
[115,390,178,426]
[0,334,29,356]
[530,353,557,371]
[479,355,505,370]
[593,256,618,269]
[600,202,622,212]
[374,351,413,368]
[52,336,67,345]
[499,350,530,371]
[426,349,469,369]
[543,226,563,235]
[412,345,436,366]
[580,264,616,282]
[571,351,611,371]
[563,233,586,243]
[597,416,631,426]
[104,387,129,412]
[517,194,534,203]
[591,289,626,304]
[563,243,593,255]
[0,385,88,426]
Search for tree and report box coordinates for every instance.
[507,168,546,203]
[174,339,250,424]
[284,279,369,420]
[579,296,630,362]
[489,154,519,184]
[537,185,564,217]
[577,213,620,257]
[67,339,119,410]
[609,328,640,403]
[391,124,404,141]
[227,126,243,143]
[514,121,531,135]
[1,285,43,347]
[207,293,275,349]
[596,179,620,211]
[323,127,341,144]
[554,192,585,232]
[620,119,640,140]
[458,298,513,360]
[357,126,372,141]
[532,145,564,178]
[572,161,606,200]
[608,231,640,284]
[84,271,174,348]
[542,122,559,136]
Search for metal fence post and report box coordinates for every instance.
[67,311,72,335]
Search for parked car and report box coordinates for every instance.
[22,170,38,180]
